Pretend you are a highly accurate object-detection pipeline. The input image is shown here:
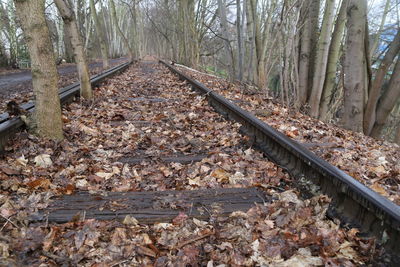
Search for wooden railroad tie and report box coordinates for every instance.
[33,188,267,224]
[117,154,208,165]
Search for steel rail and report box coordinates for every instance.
[0,61,132,150]
[160,60,400,254]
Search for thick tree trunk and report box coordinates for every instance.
[110,0,134,60]
[309,0,336,118]
[13,0,63,140]
[55,0,92,99]
[343,0,367,132]
[370,57,400,138]
[63,26,74,62]
[364,29,400,134]
[319,0,348,120]
[89,0,109,69]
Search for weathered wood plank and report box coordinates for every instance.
[34,188,267,224]
[117,154,207,164]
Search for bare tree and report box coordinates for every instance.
[370,57,400,138]
[217,0,234,80]
[298,0,321,105]
[89,0,109,69]
[319,0,348,120]
[309,0,336,118]
[110,0,134,60]
[364,29,400,134]
[55,0,93,99]
[13,0,63,140]
[343,0,367,132]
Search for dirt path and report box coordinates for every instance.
[0,57,127,97]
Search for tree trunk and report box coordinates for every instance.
[110,0,134,60]
[343,0,367,132]
[319,0,348,120]
[13,0,63,140]
[395,124,400,145]
[364,29,400,134]
[370,57,400,138]
[309,0,336,118]
[236,0,244,81]
[308,0,321,95]
[63,26,74,62]
[55,0,92,99]
[245,0,257,83]
[298,2,311,105]
[217,0,234,80]
[89,0,109,69]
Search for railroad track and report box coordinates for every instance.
[0,60,132,151]
[159,60,400,254]
[1,60,398,264]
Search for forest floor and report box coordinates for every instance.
[0,57,127,112]
[0,60,395,266]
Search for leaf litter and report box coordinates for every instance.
[0,61,392,265]
[176,65,400,206]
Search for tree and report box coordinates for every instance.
[343,0,367,132]
[298,0,321,105]
[217,0,234,80]
[370,57,400,138]
[236,0,244,81]
[89,0,109,69]
[364,29,400,134]
[308,0,336,118]
[13,0,63,140]
[319,0,348,121]
[55,0,93,99]
[109,0,134,60]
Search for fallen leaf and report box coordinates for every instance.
[26,178,51,189]
[16,155,28,166]
[34,154,52,168]
[137,245,156,258]
[123,215,139,226]
[370,183,389,197]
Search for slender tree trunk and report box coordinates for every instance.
[298,1,311,105]
[309,0,336,118]
[370,57,400,138]
[13,0,63,140]
[308,0,321,95]
[245,0,257,83]
[217,0,234,80]
[55,0,92,99]
[364,29,400,134]
[319,0,348,120]
[343,0,367,132]
[236,0,243,81]
[89,0,109,69]
[110,0,134,60]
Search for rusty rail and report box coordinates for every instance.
[160,60,400,255]
[0,61,131,151]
